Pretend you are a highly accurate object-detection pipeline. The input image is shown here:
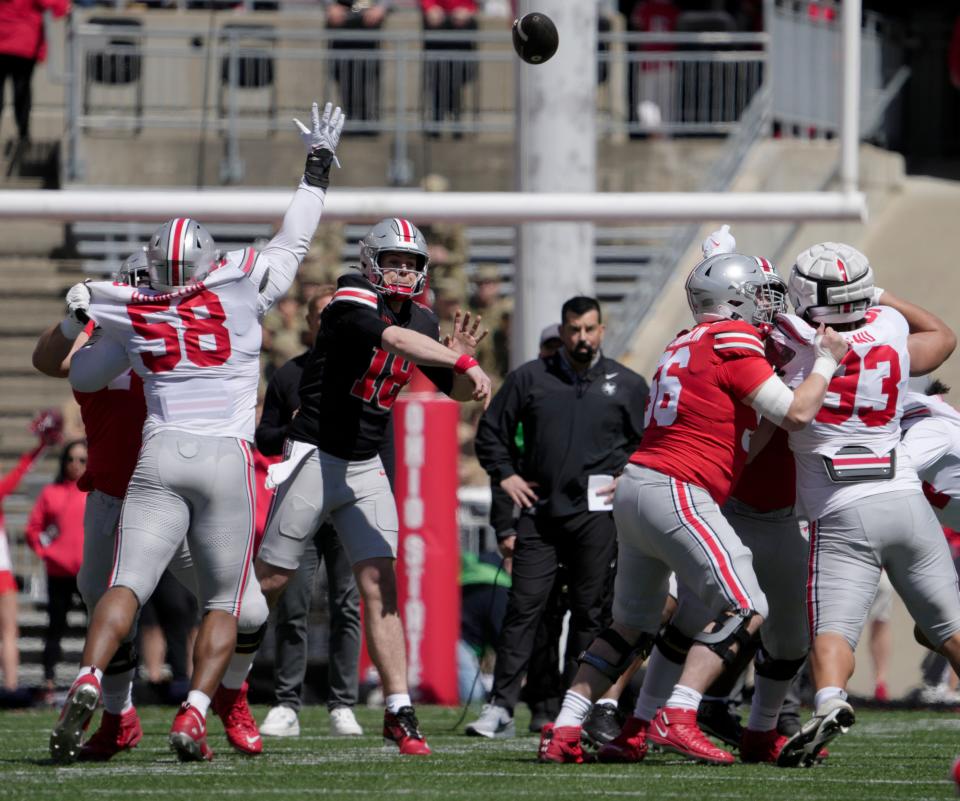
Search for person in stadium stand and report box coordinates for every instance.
[0,412,60,696]
[44,100,344,764]
[25,440,87,697]
[254,217,492,756]
[768,243,960,767]
[466,296,649,742]
[537,249,849,765]
[33,255,267,762]
[256,286,372,739]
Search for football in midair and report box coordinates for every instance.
[511,12,559,65]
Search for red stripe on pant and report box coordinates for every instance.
[673,479,750,609]
[806,521,819,636]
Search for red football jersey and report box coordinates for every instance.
[631,320,774,503]
[74,370,146,499]
[730,427,796,512]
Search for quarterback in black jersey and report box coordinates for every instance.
[255,218,491,755]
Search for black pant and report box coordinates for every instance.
[44,575,80,681]
[0,54,36,141]
[491,510,617,712]
[422,16,477,124]
[138,571,199,683]
[329,13,383,124]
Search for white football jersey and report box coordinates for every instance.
[772,307,919,520]
[87,248,266,442]
[902,391,960,529]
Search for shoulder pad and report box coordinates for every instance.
[330,274,380,311]
[774,313,817,346]
[710,320,766,360]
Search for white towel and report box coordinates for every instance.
[265,439,316,490]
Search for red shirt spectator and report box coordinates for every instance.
[0,0,70,62]
[25,441,87,578]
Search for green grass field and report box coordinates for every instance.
[1,705,957,801]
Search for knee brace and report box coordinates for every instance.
[578,628,655,683]
[105,641,138,675]
[235,622,268,655]
[654,624,695,665]
[753,644,807,681]
[693,610,759,667]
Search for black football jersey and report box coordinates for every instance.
[288,273,454,459]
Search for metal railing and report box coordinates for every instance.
[61,17,771,184]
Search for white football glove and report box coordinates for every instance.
[702,224,736,258]
[294,101,345,164]
[60,281,91,339]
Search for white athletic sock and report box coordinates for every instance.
[385,693,412,714]
[595,697,618,709]
[747,675,793,732]
[75,666,104,687]
[187,690,211,718]
[220,651,254,690]
[101,669,134,715]
[665,684,702,712]
[813,686,847,714]
[554,691,592,728]
[634,647,684,721]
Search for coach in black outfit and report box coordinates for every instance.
[465,296,648,738]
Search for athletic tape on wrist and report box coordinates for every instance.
[454,354,479,375]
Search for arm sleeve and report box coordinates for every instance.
[256,183,327,316]
[24,489,48,556]
[255,372,293,457]
[69,335,131,393]
[474,371,525,482]
[488,482,517,538]
[623,375,650,454]
[903,419,955,474]
[0,445,44,499]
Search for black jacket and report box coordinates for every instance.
[475,351,648,518]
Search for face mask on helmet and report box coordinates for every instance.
[752,257,788,325]
[146,218,219,292]
[788,242,874,325]
[114,248,150,288]
[685,252,770,327]
[359,218,430,298]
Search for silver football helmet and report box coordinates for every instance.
[146,217,218,292]
[113,247,149,287]
[358,218,429,298]
[788,242,874,325]
[685,252,779,326]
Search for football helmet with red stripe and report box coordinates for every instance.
[113,247,150,288]
[358,218,429,298]
[686,253,777,326]
[146,218,218,292]
[788,242,874,325]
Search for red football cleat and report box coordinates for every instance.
[598,716,649,763]
[538,723,592,764]
[952,755,960,793]
[80,707,143,761]
[50,672,101,764]
[212,682,262,755]
[169,703,213,762]
[383,706,431,755]
[740,727,788,763]
[648,707,734,765]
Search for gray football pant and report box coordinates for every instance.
[612,464,768,635]
[79,488,267,634]
[111,431,266,620]
[259,447,397,571]
[808,489,960,649]
[273,521,361,712]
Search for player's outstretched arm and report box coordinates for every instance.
[32,283,94,377]
[745,325,848,431]
[381,325,492,406]
[258,101,346,313]
[875,288,956,376]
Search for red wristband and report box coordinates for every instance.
[454,354,479,375]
